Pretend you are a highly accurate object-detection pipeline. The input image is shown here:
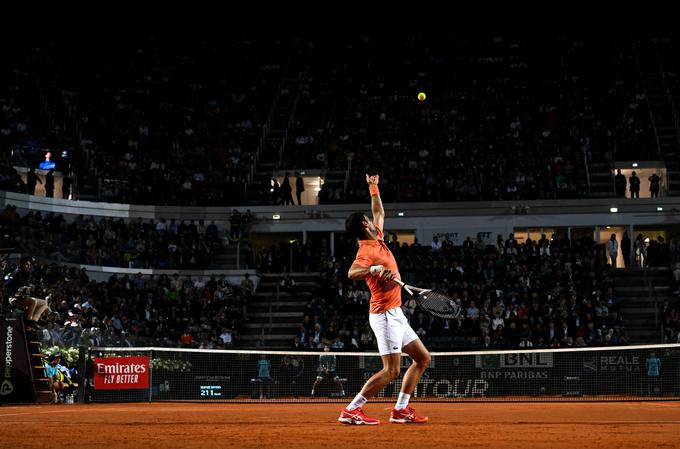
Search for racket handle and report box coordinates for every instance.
[392,278,405,287]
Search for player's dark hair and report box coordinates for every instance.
[345,212,367,240]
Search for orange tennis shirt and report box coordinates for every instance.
[353,226,402,314]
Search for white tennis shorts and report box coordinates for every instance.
[369,307,419,355]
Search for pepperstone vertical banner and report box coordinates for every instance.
[0,316,34,404]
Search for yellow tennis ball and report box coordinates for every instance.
[417,92,426,101]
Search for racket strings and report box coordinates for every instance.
[418,291,460,318]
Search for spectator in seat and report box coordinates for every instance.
[180,329,194,346]
[431,236,442,251]
[240,273,254,297]
[291,335,304,350]
[219,327,234,347]
[229,209,242,243]
[280,274,296,295]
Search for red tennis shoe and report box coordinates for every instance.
[338,407,380,425]
[389,406,428,423]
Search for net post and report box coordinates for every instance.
[148,349,153,403]
[84,347,92,404]
[77,345,87,403]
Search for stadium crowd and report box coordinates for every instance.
[1,205,230,269]
[2,38,286,205]
[663,241,680,343]
[1,31,678,353]
[1,33,662,207]
[295,33,653,204]
[2,257,251,350]
[297,233,629,350]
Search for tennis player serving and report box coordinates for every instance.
[338,174,430,425]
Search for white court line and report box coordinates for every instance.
[520,421,680,425]
[440,419,680,425]
[0,410,63,417]
[0,406,48,411]
[2,408,678,425]
[1,412,678,426]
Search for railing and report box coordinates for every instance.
[582,146,591,194]
[5,189,680,222]
[236,240,241,270]
[72,173,78,201]
[632,41,663,160]
[343,153,353,197]
[643,268,655,328]
[277,130,288,168]
[248,41,296,184]
[260,282,279,347]
[643,267,665,343]
[653,40,680,154]
[249,125,268,184]
[278,42,315,168]
[271,283,279,334]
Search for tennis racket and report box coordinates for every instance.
[393,278,461,320]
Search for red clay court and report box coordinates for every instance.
[2,402,680,449]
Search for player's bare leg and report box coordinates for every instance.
[400,338,430,395]
[358,353,401,398]
[390,339,430,423]
[339,353,400,425]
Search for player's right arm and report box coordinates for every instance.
[347,262,394,281]
[347,263,371,280]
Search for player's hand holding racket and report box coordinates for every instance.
[369,264,394,283]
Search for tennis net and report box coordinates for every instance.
[84,344,680,402]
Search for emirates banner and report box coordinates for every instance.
[94,356,149,390]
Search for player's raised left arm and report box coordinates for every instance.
[366,174,384,231]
